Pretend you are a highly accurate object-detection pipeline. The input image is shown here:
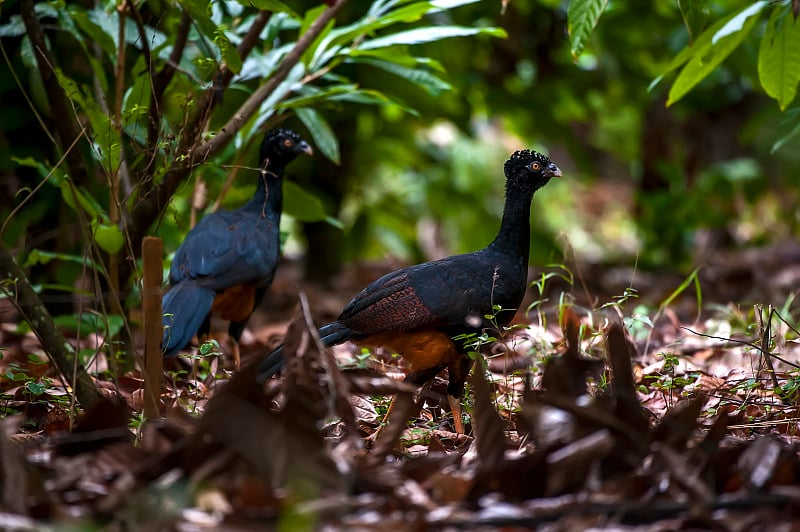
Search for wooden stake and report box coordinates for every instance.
[142,237,163,419]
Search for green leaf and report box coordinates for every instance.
[69,7,116,60]
[678,0,710,43]
[216,30,242,74]
[280,84,361,109]
[12,156,51,179]
[27,381,46,395]
[294,107,340,164]
[252,62,306,132]
[667,1,767,106]
[53,313,124,338]
[179,0,216,38]
[93,223,124,254]
[58,180,102,218]
[283,180,332,223]
[53,67,122,175]
[234,0,297,18]
[759,6,800,111]
[180,0,240,72]
[655,2,766,91]
[771,106,800,153]
[567,0,608,60]
[0,16,25,38]
[712,1,767,43]
[350,56,452,96]
[22,249,103,272]
[359,26,506,50]
[53,8,110,95]
[325,2,432,49]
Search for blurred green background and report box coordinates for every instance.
[1,0,798,316]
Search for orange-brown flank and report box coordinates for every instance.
[359,327,459,372]
[211,283,256,322]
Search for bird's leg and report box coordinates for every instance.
[229,336,241,371]
[446,355,475,435]
[228,320,250,371]
[447,395,464,435]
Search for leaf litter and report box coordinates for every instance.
[2,262,800,529]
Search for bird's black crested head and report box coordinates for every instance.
[504,149,562,190]
[259,128,313,170]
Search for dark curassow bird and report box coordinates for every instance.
[257,149,561,433]
[162,128,313,368]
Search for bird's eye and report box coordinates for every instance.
[283,139,293,148]
[531,162,541,171]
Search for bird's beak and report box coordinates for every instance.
[298,141,314,156]
[545,162,562,178]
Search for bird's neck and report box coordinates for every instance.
[244,168,284,220]
[488,183,535,259]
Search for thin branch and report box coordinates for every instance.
[0,130,85,239]
[19,0,88,183]
[680,325,800,369]
[197,0,348,159]
[125,0,348,256]
[146,10,190,161]
[0,243,101,409]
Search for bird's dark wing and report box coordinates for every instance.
[338,250,527,335]
[168,210,279,290]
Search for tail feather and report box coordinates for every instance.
[161,281,216,357]
[255,321,353,384]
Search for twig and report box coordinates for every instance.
[680,326,800,369]
[0,243,101,409]
[0,130,84,239]
[19,0,88,183]
[433,491,800,528]
[146,10,190,172]
[124,1,348,282]
[194,0,348,161]
[757,305,781,390]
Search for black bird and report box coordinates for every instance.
[162,128,313,368]
[257,149,561,432]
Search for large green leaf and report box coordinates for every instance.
[567,0,608,60]
[325,2,433,49]
[68,8,116,60]
[56,8,110,94]
[280,85,360,108]
[653,2,765,92]
[294,107,340,164]
[359,26,506,50]
[348,56,452,96]
[759,6,800,111]
[667,1,767,106]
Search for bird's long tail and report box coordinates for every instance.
[256,321,352,384]
[161,281,216,357]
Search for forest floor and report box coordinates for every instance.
[2,246,800,530]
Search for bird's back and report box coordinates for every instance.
[338,246,528,337]
[168,206,280,291]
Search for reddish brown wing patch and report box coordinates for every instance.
[344,285,435,335]
[212,283,256,322]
